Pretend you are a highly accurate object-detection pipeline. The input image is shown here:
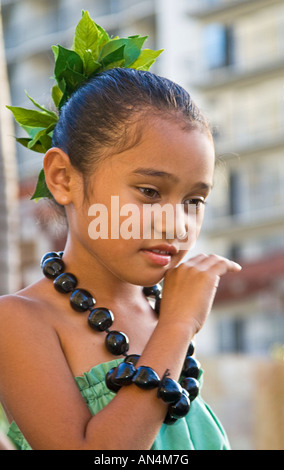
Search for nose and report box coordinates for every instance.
[174,203,188,240]
[154,203,200,251]
[150,203,189,239]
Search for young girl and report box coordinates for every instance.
[0,34,241,450]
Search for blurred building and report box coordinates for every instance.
[0,2,20,296]
[1,0,284,449]
[183,0,284,360]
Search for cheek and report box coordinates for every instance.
[190,208,205,239]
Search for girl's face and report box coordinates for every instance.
[68,117,215,287]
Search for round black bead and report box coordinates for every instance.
[157,377,183,404]
[53,272,78,293]
[182,356,200,379]
[163,413,178,425]
[167,390,191,419]
[42,257,65,279]
[132,366,160,390]
[111,362,136,386]
[88,308,114,332]
[70,289,96,312]
[154,294,161,315]
[187,341,195,357]
[180,377,199,401]
[105,331,129,356]
[40,252,61,268]
[143,285,161,298]
[124,354,141,366]
[105,368,121,393]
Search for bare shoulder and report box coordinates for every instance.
[0,280,62,359]
[0,284,49,330]
[0,291,36,327]
[0,277,58,323]
[0,289,39,313]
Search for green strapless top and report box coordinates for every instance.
[7,358,230,450]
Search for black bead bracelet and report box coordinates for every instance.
[105,355,200,425]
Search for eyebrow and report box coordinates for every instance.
[131,167,212,191]
[132,168,179,182]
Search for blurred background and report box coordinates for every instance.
[0,0,283,450]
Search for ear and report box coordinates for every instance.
[43,148,81,206]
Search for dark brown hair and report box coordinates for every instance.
[53,68,211,164]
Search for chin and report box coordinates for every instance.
[126,268,167,288]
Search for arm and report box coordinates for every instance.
[0,254,241,450]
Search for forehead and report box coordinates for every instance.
[119,118,215,183]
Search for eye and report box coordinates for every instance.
[138,187,160,199]
[184,198,206,211]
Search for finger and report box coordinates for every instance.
[185,254,241,272]
[184,254,209,266]
[197,254,242,275]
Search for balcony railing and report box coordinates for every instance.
[214,129,284,159]
[3,0,156,63]
[204,204,284,237]
[189,55,284,91]
[187,0,282,20]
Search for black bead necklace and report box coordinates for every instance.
[41,251,201,425]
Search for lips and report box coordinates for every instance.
[141,244,178,266]
[145,244,178,255]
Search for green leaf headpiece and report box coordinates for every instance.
[7,10,163,201]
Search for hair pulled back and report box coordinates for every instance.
[52,67,211,178]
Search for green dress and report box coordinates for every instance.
[7,358,230,450]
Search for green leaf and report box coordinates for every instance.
[39,133,53,152]
[15,122,54,153]
[99,36,148,67]
[52,44,59,61]
[16,137,46,154]
[25,91,58,119]
[124,36,148,66]
[6,106,58,128]
[21,125,45,139]
[103,59,125,71]
[53,73,67,94]
[95,22,110,47]
[27,123,55,151]
[52,84,63,108]
[82,50,101,76]
[72,10,100,62]
[55,78,69,108]
[52,45,86,102]
[60,66,86,94]
[30,168,53,201]
[100,44,126,68]
[130,48,164,70]
[53,45,84,83]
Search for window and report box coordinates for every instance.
[218,317,246,353]
[218,313,284,355]
[226,155,284,219]
[229,171,242,216]
[204,23,235,69]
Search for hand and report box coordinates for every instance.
[160,254,242,334]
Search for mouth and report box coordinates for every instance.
[141,244,178,266]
